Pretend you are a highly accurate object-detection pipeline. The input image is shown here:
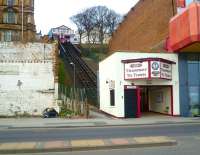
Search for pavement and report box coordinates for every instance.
[0,113,200,129]
[0,112,199,153]
[0,136,177,154]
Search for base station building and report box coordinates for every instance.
[99,0,200,118]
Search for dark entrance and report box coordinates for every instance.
[124,86,140,118]
[140,87,149,112]
[139,86,173,116]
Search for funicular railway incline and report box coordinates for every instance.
[59,42,98,106]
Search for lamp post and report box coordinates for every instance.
[70,62,76,98]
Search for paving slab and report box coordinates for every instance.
[16,142,36,150]
[71,140,90,147]
[110,138,130,145]
[44,141,66,149]
[0,136,177,154]
[0,115,200,129]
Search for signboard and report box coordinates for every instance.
[124,62,148,80]
[160,62,172,80]
[151,61,160,78]
[124,59,173,80]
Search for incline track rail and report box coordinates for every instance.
[59,42,98,106]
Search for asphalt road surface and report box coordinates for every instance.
[0,123,200,143]
[4,135,200,155]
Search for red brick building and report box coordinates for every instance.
[108,0,177,53]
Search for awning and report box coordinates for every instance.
[167,2,200,52]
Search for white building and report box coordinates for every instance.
[99,52,179,118]
[81,29,111,44]
[0,42,59,116]
[48,25,79,44]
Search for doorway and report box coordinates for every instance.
[139,86,173,116]
[124,86,140,118]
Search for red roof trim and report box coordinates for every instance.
[121,58,176,64]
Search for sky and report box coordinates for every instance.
[35,0,139,34]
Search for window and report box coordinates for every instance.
[7,0,15,6]
[31,0,34,7]
[110,89,115,106]
[27,15,32,23]
[189,87,199,106]
[187,54,200,116]
[3,9,17,24]
[3,31,12,42]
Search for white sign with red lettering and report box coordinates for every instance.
[160,62,172,79]
[124,62,148,79]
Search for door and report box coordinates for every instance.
[124,86,141,118]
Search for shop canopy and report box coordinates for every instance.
[167,2,200,52]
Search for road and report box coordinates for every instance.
[0,123,200,143]
[4,136,200,155]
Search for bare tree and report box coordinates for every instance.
[81,9,96,44]
[91,6,121,44]
[106,10,122,37]
[71,6,121,45]
[91,6,109,44]
[71,13,85,44]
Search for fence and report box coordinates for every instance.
[58,84,89,118]
[84,87,98,107]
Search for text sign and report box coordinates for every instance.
[160,62,172,79]
[125,62,148,80]
[151,61,160,78]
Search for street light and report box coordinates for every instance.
[70,62,76,98]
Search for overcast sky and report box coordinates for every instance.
[35,0,139,34]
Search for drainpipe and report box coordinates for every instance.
[21,0,24,42]
[172,0,176,16]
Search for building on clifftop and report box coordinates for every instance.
[0,0,36,42]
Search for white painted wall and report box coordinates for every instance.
[0,42,59,116]
[99,52,179,118]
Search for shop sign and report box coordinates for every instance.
[124,62,148,80]
[160,62,172,79]
[124,59,173,80]
[151,61,160,78]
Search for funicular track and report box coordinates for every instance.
[59,42,98,107]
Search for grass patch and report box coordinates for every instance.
[59,107,74,118]
[79,44,108,62]
[58,58,72,86]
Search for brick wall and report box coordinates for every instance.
[109,0,177,54]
